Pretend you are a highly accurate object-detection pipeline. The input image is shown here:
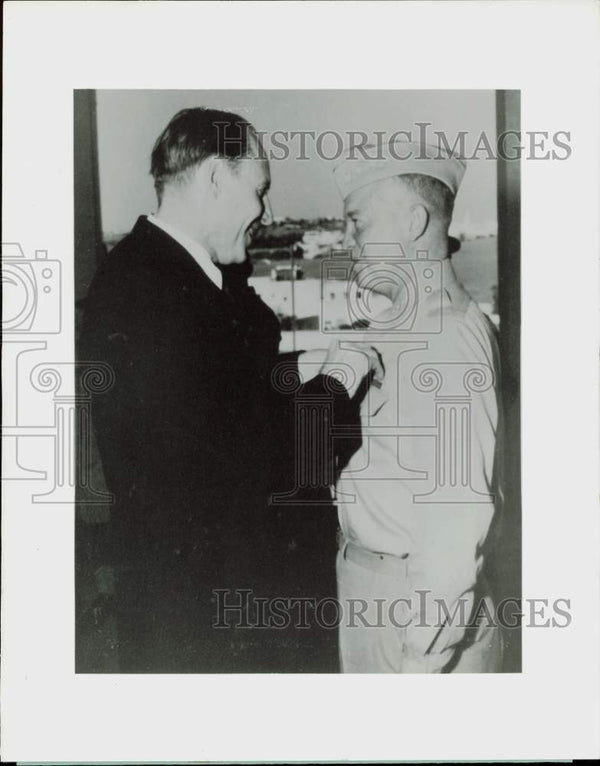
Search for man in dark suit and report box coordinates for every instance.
[79,108,378,672]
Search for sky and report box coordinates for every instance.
[95,89,498,236]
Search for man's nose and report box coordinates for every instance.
[261,194,274,226]
[342,227,355,251]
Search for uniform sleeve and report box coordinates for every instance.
[400,314,500,670]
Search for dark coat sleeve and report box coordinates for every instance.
[267,362,363,506]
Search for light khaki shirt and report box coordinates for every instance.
[336,258,502,653]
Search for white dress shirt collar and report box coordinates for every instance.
[148,214,223,290]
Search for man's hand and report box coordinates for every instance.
[319,339,384,398]
[296,348,328,383]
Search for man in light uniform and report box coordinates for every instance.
[330,139,503,672]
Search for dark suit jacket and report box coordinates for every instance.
[79,216,351,671]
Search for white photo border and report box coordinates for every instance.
[2,1,599,762]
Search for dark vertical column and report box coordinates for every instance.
[74,88,108,520]
[74,89,105,311]
[495,90,522,672]
[74,90,113,670]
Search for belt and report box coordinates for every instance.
[338,531,409,580]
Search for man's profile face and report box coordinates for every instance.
[214,147,271,265]
[342,178,411,289]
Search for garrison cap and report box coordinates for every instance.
[333,138,467,201]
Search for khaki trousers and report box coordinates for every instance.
[336,543,503,673]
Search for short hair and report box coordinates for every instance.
[150,107,255,202]
[396,173,455,229]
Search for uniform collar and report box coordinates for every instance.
[441,256,461,293]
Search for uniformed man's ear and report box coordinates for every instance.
[408,202,429,241]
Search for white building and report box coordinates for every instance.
[300,228,344,259]
[248,274,389,329]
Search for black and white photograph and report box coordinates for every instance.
[2,2,599,763]
[75,89,522,675]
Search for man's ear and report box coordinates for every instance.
[204,156,228,198]
[408,202,429,241]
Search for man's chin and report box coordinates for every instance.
[218,243,248,266]
[352,262,377,288]
[233,247,249,265]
